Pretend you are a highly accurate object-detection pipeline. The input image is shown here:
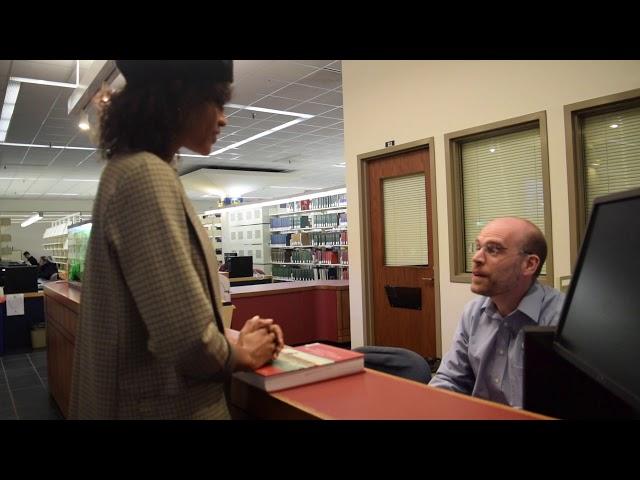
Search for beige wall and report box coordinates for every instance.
[342,60,640,353]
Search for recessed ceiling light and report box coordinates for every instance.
[610,124,619,128]
[489,148,496,153]
[332,164,346,168]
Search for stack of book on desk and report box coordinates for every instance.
[234,342,364,392]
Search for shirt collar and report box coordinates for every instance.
[480,281,544,323]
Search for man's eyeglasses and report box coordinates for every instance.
[474,242,531,257]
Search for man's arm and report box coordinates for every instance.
[429,313,476,395]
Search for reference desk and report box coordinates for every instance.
[41,282,545,420]
[230,368,550,420]
[42,281,80,417]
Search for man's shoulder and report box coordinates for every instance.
[462,294,489,319]
[537,282,565,302]
[537,282,566,326]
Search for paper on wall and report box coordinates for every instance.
[6,294,25,316]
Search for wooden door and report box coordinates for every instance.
[367,148,436,358]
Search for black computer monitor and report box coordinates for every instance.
[228,256,253,278]
[553,187,640,413]
[3,265,39,294]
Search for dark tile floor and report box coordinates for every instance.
[0,350,63,420]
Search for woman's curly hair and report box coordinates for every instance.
[99,79,231,161]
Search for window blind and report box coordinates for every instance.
[383,174,429,266]
[461,127,546,273]
[582,105,640,221]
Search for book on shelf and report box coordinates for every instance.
[233,342,364,392]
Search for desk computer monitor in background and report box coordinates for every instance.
[228,256,253,278]
[552,187,640,415]
[2,265,39,294]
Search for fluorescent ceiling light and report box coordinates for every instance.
[46,193,79,196]
[0,88,315,160]
[211,118,309,156]
[610,124,619,128]
[21,212,43,227]
[181,105,314,158]
[489,148,496,153]
[332,164,346,168]
[10,76,78,89]
[226,103,313,119]
[0,80,21,142]
[0,141,96,151]
[62,178,99,182]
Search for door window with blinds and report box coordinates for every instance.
[445,112,552,283]
[383,173,428,266]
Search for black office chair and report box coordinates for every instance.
[353,346,432,384]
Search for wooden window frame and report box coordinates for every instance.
[565,88,640,269]
[445,111,553,284]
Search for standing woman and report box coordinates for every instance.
[69,60,283,419]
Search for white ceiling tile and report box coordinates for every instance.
[297,69,342,90]
[0,60,11,77]
[23,148,64,165]
[298,114,341,127]
[292,60,336,69]
[321,108,343,120]
[251,96,302,111]
[68,136,95,148]
[327,61,342,72]
[279,123,323,134]
[311,91,342,107]
[249,119,286,130]
[10,61,76,83]
[287,102,335,116]
[49,149,92,165]
[226,116,256,128]
[231,76,290,104]
[255,61,320,83]
[276,83,329,101]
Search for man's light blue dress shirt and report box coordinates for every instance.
[429,282,565,407]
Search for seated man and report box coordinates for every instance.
[38,256,59,280]
[23,251,38,266]
[429,217,565,408]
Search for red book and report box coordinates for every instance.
[233,343,364,392]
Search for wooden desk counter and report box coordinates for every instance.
[43,281,81,417]
[231,368,551,420]
[0,291,43,301]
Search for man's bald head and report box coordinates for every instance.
[484,217,547,277]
